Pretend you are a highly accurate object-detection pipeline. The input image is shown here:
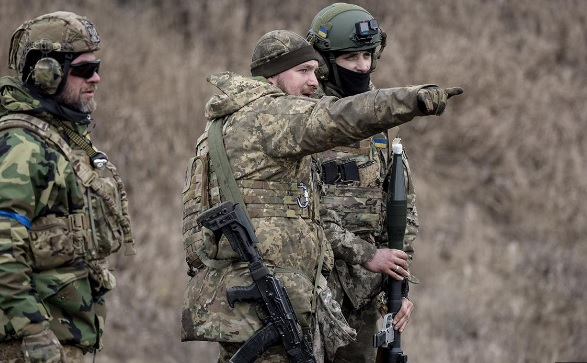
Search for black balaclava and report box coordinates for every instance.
[325,50,374,97]
[334,66,371,96]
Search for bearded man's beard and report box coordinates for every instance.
[56,86,97,113]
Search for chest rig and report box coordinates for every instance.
[182,117,320,273]
[0,114,135,280]
[318,131,396,241]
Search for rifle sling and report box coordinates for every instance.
[207,117,253,223]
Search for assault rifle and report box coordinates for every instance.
[196,201,316,363]
[373,142,409,363]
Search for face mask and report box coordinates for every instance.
[333,65,371,96]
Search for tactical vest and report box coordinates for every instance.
[318,129,415,245]
[317,132,389,241]
[0,114,135,287]
[182,122,319,272]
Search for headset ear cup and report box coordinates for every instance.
[32,57,63,95]
[371,54,379,73]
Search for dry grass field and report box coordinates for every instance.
[1,0,585,362]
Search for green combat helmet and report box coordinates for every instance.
[8,11,100,95]
[306,2,387,85]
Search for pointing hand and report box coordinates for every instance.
[417,86,464,116]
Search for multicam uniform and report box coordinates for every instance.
[314,84,419,363]
[181,71,428,362]
[0,76,135,359]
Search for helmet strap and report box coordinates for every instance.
[53,53,73,97]
[372,30,387,72]
[328,53,344,92]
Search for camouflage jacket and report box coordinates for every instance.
[181,71,427,343]
[314,82,419,310]
[0,76,134,352]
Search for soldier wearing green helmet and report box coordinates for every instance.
[307,3,441,362]
[0,11,135,362]
[307,2,386,96]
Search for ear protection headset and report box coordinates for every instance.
[28,39,65,95]
[31,57,63,95]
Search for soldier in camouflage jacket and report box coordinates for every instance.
[0,12,135,362]
[181,30,462,362]
[306,4,423,362]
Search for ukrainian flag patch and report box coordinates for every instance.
[372,137,387,148]
[318,26,328,38]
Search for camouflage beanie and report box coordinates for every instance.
[251,30,319,77]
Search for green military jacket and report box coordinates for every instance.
[0,76,134,352]
[181,71,427,343]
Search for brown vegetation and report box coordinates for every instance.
[1,0,585,362]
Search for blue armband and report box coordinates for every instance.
[0,210,31,229]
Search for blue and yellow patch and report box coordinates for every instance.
[372,137,387,148]
[318,26,328,38]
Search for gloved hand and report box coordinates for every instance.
[21,326,65,363]
[417,86,464,116]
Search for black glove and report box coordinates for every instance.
[417,86,464,116]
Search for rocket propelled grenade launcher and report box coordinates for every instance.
[373,142,409,363]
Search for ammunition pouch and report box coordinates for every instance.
[320,183,384,237]
[29,215,77,270]
[28,212,117,291]
[84,173,123,257]
[321,160,360,185]
[29,212,111,271]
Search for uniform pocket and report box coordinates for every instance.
[182,156,210,270]
[29,215,75,270]
[42,273,103,351]
[87,177,123,258]
[273,269,314,329]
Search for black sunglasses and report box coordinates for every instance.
[69,60,100,79]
